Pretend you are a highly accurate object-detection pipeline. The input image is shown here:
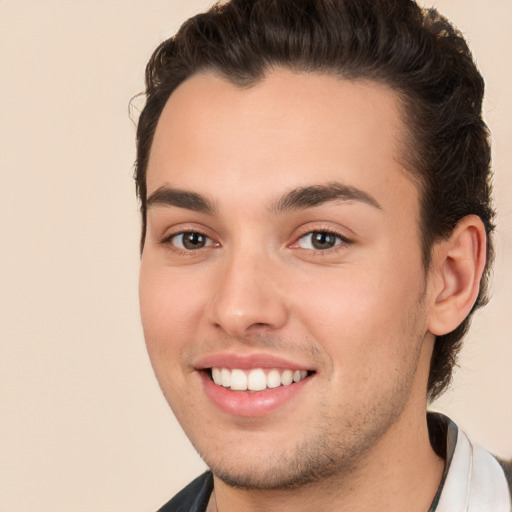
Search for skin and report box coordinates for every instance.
[139,70,485,511]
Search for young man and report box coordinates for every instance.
[135,0,511,510]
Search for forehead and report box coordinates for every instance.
[146,69,415,210]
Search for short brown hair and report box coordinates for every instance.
[135,0,495,400]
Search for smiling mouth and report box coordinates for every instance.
[209,367,314,392]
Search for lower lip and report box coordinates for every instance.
[200,372,312,417]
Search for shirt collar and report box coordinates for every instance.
[427,412,511,512]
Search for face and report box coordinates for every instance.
[139,70,436,489]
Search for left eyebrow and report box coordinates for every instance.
[270,182,382,213]
[146,186,216,214]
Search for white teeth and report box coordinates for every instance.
[221,368,231,388]
[247,368,267,391]
[211,367,310,391]
[230,369,247,391]
[280,369,293,386]
[212,367,222,385]
[267,369,281,389]
[293,370,308,382]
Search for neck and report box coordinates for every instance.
[210,408,444,512]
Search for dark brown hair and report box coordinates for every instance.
[135,0,494,400]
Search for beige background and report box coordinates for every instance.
[0,1,510,511]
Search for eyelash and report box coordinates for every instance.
[293,229,352,253]
[160,231,217,253]
[161,228,352,256]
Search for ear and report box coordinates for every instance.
[427,215,487,336]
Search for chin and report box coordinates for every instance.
[207,458,341,490]
[196,429,364,490]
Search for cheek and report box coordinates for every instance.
[291,258,426,365]
[138,263,206,365]
[291,268,427,416]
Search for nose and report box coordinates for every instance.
[207,250,289,338]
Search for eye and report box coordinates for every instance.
[297,231,346,250]
[169,231,214,250]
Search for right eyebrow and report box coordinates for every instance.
[146,186,216,214]
[270,182,382,213]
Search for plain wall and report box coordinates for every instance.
[0,1,510,511]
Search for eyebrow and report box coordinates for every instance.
[146,181,381,215]
[146,186,216,214]
[270,182,382,213]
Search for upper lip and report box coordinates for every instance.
[194,352,315,371]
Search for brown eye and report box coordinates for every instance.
[171,232,212,250]
[297,231,344,250]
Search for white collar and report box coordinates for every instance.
[433,417,510,512]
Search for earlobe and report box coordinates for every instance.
[428,215,487,336]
